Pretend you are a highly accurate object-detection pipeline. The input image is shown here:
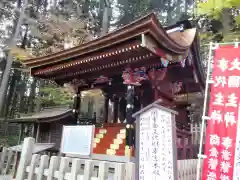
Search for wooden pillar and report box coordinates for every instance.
[113,96,119,123]
[182,134,187,159]
[35,123,40,143]
[73,88,81,124]
[32,123,39,140]
[48,126,51,143]
[125,85,135,155]
[103,93,109,123]
[119,97,126,123]
[17,124,23,144]
[31,123,35,137]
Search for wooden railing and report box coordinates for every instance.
[190,122,206,145]
[176,121,191,132]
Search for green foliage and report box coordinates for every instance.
[197,0,240,17]
[0,135,18,147]
[37,83,73,108]
[196,0,240,42]
[236,15,240,24]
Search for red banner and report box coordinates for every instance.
[202,45,240,180]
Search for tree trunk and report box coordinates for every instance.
[27,78,37,113]
[0,0,27,114]
[100,0,110,36]
[18,73,28,113]
[3,69,21,118]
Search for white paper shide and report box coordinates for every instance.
[139,107,175,180]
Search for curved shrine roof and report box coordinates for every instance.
[21,13,198,84]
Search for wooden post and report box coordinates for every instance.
[98,161,108,180]
[15,137,35,180]
[103,92,109,123]
[0,147,7,174]
[125,162,135,180]
[58,157,70,180]
[182,135,187,159]
[48,129,51,143]
[27,154,40,180]
[114,163,125,180]
[70,159,81,180]
[83,160,92,179]
[17,124,23,144]
[36,155,49,180]
[3,150,13,175]
[35,123,40,143]
[47,156,59,180]
[73,89,81,124]
[113,96,119,123]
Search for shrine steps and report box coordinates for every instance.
[93,126,126,156]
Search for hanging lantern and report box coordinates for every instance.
[135,67,148,81]
[122,68,134,85]
[133,67,148,86]
[161,58,169,67]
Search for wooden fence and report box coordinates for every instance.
[0,138,203,180]
[0,147,18,176]
[190,122,206,145]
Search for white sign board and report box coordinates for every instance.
[60,125,94,156]
[138,106,177,180]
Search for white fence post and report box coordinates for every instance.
[58,157,70,180]
[114,163,125,180]
[125,162,135,180]
[27,154,40,180]
[83,160,92,179]
[15,137,35,180]
[47,156,59,180]
[0,147,7,173]
[9,146,202,180]
[36,155,49,180]
[98,161,108,180]
[70,159,81,180]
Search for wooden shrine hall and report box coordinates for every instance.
[9,13,205,160]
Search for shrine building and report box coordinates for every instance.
[8,13,205,160]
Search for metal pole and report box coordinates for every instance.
[0,0,28,113]
[196,42,213,180]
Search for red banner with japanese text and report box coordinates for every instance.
[202,45,240,180]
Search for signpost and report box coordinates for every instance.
[200,44,240,180]
[133,102,178,180]
[60,125,95,156]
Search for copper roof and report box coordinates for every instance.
[7,107,73,123]
[21,13,197,82]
